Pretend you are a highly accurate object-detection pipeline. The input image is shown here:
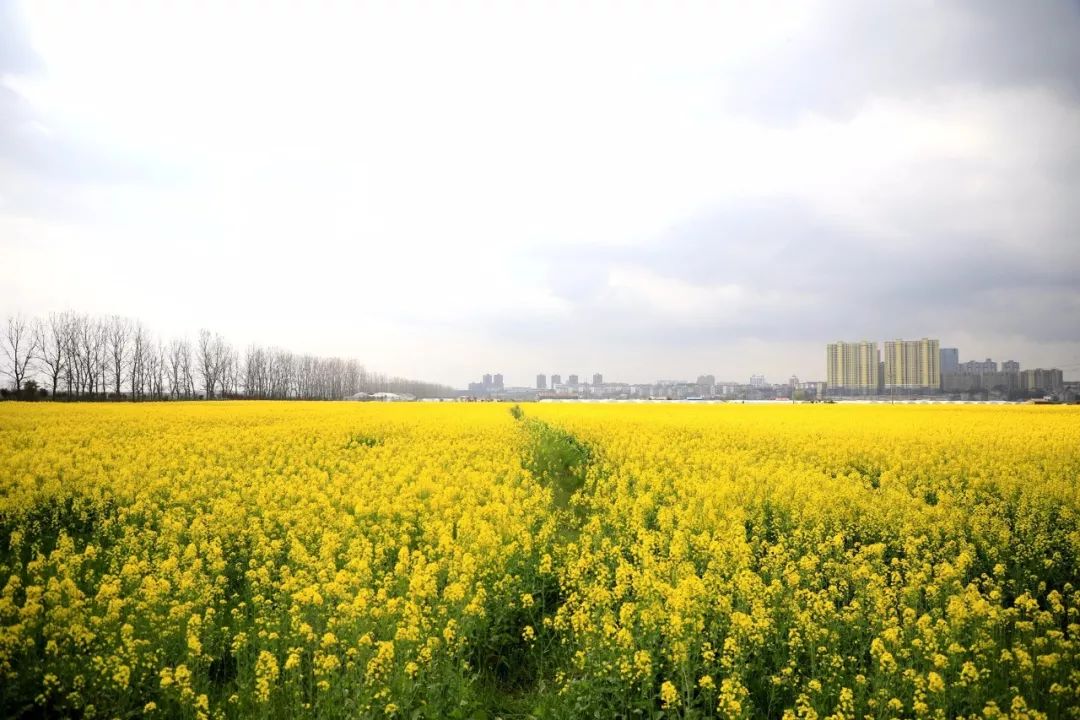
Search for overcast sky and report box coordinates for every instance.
[2,1,1079,386]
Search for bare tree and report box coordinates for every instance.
[73,315,105,398]
[64,314,84,397]
[95,319,108,397]
[35,312,70,398]
[215,336,237,398]
[217,345,234,398]
[2,315,38,393]
[197,329,232,399]
[6,311,456,401]
[244,345,265,398]
[181,340,195,398]
[197,329,215,399]
[276,350,296,398]
[219,345,238,397]
[107,315,131,398]
[156,341,168,399]
[129,322,149,400]
[167,338,187,399]
[147,341,166,400]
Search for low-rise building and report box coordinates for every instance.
[942,372,981,393]
[979,371,1021,393]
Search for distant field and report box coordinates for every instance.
[1,402,1078,719]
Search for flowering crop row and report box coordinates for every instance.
[1,402,558,719]
[528,403,1080,719]
[1,402,1078,719]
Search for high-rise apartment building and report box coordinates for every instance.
[883,338,940,391]
[592,373,603,386]
[493,373,504,390]
[1021,368,1064,393]
[960,359,997,374]
[536,374,547,390]
[551,374,561,387]
[940,348,959,375]
[482,373,492,387]
[826,341,880,394]
[568,374,579,387]
[942,358,1028,396]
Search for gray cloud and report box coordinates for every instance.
[723,0,1080,122]
[483,1,1080,371]
[500,192,1080,355]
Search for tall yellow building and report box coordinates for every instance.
[826,341,880,395]
[883,338,940,390]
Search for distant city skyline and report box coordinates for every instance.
[476,339,1074,391]
[458,335,1071,400]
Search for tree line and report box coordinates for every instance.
[1,312,455,401]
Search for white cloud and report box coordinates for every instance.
[2,0,1078,385]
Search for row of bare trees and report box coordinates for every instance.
[2,313,454,401]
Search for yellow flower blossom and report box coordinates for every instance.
[1,401,1077,719]
[660,680,679,709]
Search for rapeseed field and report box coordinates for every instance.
[1,402,1078,719]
